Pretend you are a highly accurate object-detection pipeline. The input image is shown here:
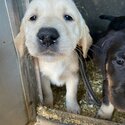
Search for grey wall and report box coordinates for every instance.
[74,0,125,34]
[0,1,28,125]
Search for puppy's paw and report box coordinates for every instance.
[96,103,114,120]
[96,108,112,120]
[43,96,53,108]
[66,101,80,114]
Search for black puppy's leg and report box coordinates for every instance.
[97,79,114,119]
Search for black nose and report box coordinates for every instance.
[37,27,59,47]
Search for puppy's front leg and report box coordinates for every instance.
[41,75,53,107]
[66,73,80,114]
[97,79,114,119]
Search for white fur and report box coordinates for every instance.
[97,103,114,119]
[38,52,80,113]
[15,0,92,114]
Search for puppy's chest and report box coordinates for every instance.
[40,61,67,86]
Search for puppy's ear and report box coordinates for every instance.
[14,22,25,58]
[78,16,92,58]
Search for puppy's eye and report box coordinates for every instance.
[29,15,37,21]
[116,59,124,65]
[64,14,73,21]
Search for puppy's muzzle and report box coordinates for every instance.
[37,27,60,47]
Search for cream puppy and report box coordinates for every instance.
[15,0,92,114]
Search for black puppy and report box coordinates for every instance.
[94,15,125,119]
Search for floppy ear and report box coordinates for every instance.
[14,22,25,58]
[79,17,92,58]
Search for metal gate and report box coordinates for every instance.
[0,0,30,125]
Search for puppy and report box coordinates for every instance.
[94,15,125,119]
[14,0,92,114]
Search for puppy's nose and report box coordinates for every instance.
[37,28,59,47]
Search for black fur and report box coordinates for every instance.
[100,15,125,31]
[94,15,125,111]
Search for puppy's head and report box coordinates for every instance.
[106,39,125,112]
[15,0,92,60]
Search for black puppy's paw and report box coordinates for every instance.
[96,103,114,120]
